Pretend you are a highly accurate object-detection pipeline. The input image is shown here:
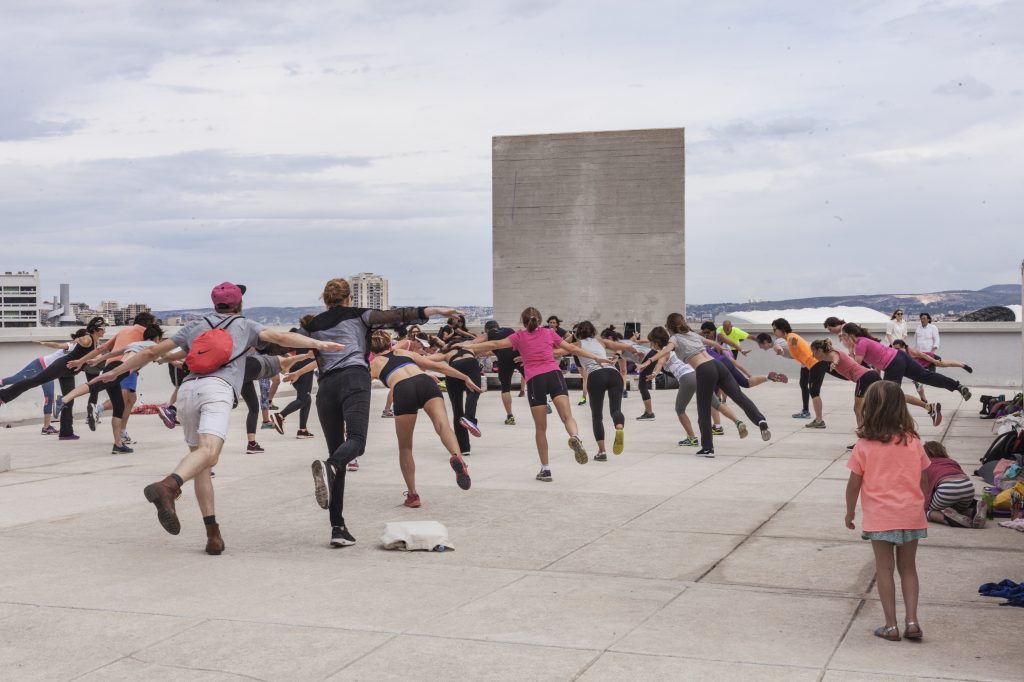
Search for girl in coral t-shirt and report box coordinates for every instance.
[845,380,930,642]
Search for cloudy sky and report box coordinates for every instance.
[2,0,1021,310]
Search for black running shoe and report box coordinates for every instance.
[87,403,97,432]
[759,421,772,441]
[696,448,715,458]
[330,525,355,547]
[958,385,972,401]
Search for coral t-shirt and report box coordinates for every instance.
[847,436,930,532]
[508,328,562,382]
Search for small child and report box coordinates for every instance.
[923,441,986,528]
[845,380,929,642]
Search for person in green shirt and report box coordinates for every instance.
[716,320,751,359]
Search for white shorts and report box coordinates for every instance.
[178,377,234,447]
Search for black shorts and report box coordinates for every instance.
[392,374,443,416]
[525,369,568,407]
[168,364,190,387]
[855,371,882,398]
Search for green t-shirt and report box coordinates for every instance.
[716,325,749,348]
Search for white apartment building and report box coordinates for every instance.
[0,270,40,328]
[350,273,389,310]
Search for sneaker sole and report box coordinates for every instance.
[459,418,481,438]
[760,425,772,441]
[330,536,355,548]
[143,484,181,535]
[311,460,330,509]
[158,410,176,429]
[536,475,552,482]
[450,455,471,490]
[594,455,608,462]
[696,452,715,458]
[737,422,748,439]
[932,403,942,427]
[568,437,588,464]
[87,405,96,432]
[612,429,624,455]
[272,415,285,435]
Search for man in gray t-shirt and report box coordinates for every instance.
[91,282,343,555]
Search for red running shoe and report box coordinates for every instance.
[449,454,471,490]
[404,491,421,508]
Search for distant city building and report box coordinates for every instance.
[119,303,152,325]
[350,273,389,310]
[0,270,40,328]
[99,301,118,321]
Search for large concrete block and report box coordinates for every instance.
[492,128,685,334]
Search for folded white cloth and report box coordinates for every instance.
[380,520,454,551]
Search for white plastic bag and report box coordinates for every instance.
[380,520,454,551]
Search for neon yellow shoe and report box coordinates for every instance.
[612,428,624,455]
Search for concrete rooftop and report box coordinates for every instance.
[1,380,1022,681]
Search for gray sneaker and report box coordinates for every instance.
[536,468,552,482]
[805,419,826,429]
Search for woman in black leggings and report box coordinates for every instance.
[640,313,771,456]
[302,277,460,548]
[574,321,627,460]
[428,343,483,456]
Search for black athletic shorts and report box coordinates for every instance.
[525,369,568,407]
[855,370,882,398]
[392,374,443,416]
[168,364,190,387]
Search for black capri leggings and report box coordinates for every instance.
[280,362,314,430]
[799,360,830,410]
[496,357,520,393]
[637,350,657,401]
[696,360,765,450]
[85,361,127,421]
[587,368,624,442]
[240,381,259,434]
[448,357,481,454]
[884,350,961,392]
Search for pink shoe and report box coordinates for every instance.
[768,372,789,384]
[403,491,421,508]
[346,458,359,472]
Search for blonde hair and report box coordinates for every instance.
[322,279,351,308]
[521,306,542,332]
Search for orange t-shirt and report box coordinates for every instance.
[102,325,146,365]
[786,332,817,369]
[847,435,929,532]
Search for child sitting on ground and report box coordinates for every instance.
[845,380,929,642]
[923,441,987,528]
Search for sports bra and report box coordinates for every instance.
[448,347,475,364]
[380,353,416,385]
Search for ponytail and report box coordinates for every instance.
[841,322,879,342]
[521,306,542,332]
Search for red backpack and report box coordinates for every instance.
[185,316,244,375]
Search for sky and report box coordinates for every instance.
[2,0,1022,310]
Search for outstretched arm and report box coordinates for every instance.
[403,352,482,392]
[36,340,70,350]
[259,329,344,353]
[558,340,612,364]
[283,360,318,383]
[637,343,675,371]
[456,338,512,353]
[90,339,179,383]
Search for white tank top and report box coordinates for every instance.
[579,337,614,374]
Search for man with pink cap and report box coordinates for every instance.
[92,282,344,555]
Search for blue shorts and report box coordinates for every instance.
[120,371,139,392]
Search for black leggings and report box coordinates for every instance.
[447,358,481,454]
[496,357,520,393]
[696,361,765,450]
[316,366,371,528]
[884,351,960,392]
[240,381,259,434]
[281,370,314,430]
[587,369,624,442]
[57,374,77,437]
[1,354,76,404]
[799,361,829,410]
[84,361,127,423]
[637,350,657,401]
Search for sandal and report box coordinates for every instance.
[874,625,901,641]
[903,621,923,640]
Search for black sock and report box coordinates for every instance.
[203,515,216,526]
[169,473,184,487]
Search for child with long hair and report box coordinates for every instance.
[845,381,929,641]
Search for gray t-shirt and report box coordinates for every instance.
[172,314,266,396]
[671,332,708,362]
[579,337,614,375]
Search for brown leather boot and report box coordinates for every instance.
[143,476,182,535]
[205,523,224,555]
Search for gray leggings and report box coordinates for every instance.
[675,372,720,415]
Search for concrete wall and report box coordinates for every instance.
[492,128,685,333]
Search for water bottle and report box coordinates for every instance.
[982,489,995,520]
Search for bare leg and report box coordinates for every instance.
[395,413,417,494]
[423,397,461,455]
[746,376,768,388]
[895,540,920,625]
[173,433,226,483]
[678,412,695,438]
[812,395,823,421]
[643,398,653,414]
[871,541,898,628]
[854,396,864,429]
[268,374,280,403]
[530,404,549,466]
[501,391,512,416]
[716,402,740,423]
[384,388,394,413]
[551,394,579,437]
[121,389,136,431]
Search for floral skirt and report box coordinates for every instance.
[861,529,927,546]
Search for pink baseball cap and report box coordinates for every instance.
[211,282,246,307]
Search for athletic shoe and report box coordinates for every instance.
[121,433,134,445]
[330,525,356,547]
[41,425,58,435]
[111,443,134,454]
[403,492,421,508]
[622,389,629,399]
[759,421,772,441]
[678,436,699,446]
[536,468,552,482]
[381,409,395,418]
[940,507,972,528]
[347,458,359,472]
[158,404,177,429]
[767,372,789,383]
[964,364,973,374]
[437,379,447,391]
[792,410,811,419]
[636,412,656,421]
[846,444,855,451]
[52,395,64,417]
[736,421,748,439]
[143,476,182,535]
[261,421,276,430]
[612,428,624,455]
[58,434,80,441]
[973,499,988,529]
[958,385,972,401]
[459,417,481,438]
[805,420,826,429]
[594,451,608,462]
[87,403,97,432]
[546,402,553,415]
[913,381,922,391]
[449,454,471,490]
[246,441,265,454]
[711,426,725,436]
[94,403,104,424]
[929,403,942,427]
[271,413,285,435]
[311,460,333,509]
[696,448,715,458]
[268,402,280,411]
[578,396,587,406]
[568,436,588,464]
[296,429,315,439]
[504,415,516,426]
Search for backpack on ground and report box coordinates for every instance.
[185,316,245,375]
